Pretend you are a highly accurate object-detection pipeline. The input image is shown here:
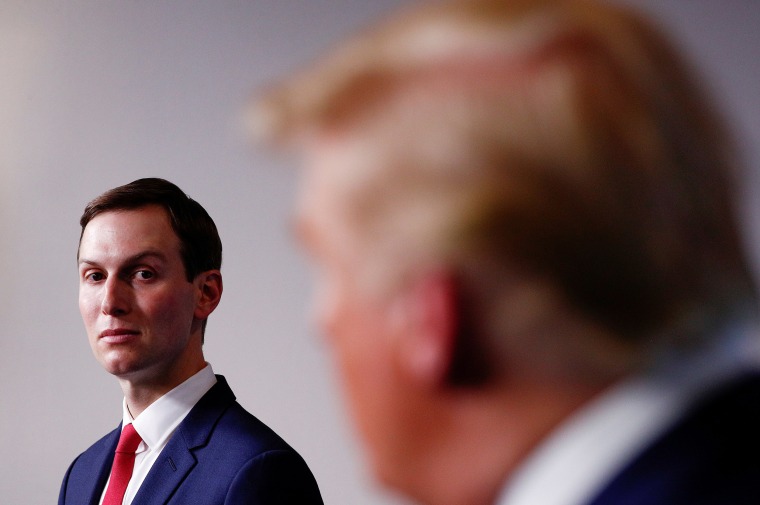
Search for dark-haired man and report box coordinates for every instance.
[59,178,322,504]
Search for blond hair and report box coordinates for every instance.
[254,0,756,380]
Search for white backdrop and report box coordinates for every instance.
[0,1,758,504]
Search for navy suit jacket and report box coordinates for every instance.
[586,373,760,505]
[59,375,323,504]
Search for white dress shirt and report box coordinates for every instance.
[495,318,760,505]
[99,364,217,505]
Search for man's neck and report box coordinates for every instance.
[119,359,207,418]
[403,380,607,505]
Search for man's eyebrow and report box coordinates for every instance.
[78,250,168,267]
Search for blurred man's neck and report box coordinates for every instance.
[401,379,608,505]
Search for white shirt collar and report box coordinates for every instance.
[123,363,217,454]
[495,318,760,505]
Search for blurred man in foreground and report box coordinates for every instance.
[254,1,760,504]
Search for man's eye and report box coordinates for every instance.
[135,270,154,280]
[85,272,104,282]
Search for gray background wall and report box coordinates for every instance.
[0,1,758,504]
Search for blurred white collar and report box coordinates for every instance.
[495,318,760,505]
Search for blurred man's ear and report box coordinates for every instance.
[392,269,459,388]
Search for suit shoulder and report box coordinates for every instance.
[164,400,323,503]
[225,449,324,504]
[209,400,299,454]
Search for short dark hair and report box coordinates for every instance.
[79,178,222,281]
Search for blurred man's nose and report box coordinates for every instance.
[311,282,339,345]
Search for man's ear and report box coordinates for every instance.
[194,270,223,320]
[393,269,459,388]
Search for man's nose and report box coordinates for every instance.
[101,277,130,315]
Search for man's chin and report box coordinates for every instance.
[100,359,146,380]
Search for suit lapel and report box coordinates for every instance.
[81,426,120,505]
[132,376,236,505]
[132,440,197,505]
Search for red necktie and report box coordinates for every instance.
[103,423,143,505]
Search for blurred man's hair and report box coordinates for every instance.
[254,0,757,382]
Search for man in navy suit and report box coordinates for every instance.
[59,178,323,504]
[252,1,760,504]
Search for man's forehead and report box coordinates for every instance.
[78,249,169,267]
[83,206,172,234]
[292,178,360,262]
[79,207,180,255]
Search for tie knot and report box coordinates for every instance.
[115,423,142,453]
